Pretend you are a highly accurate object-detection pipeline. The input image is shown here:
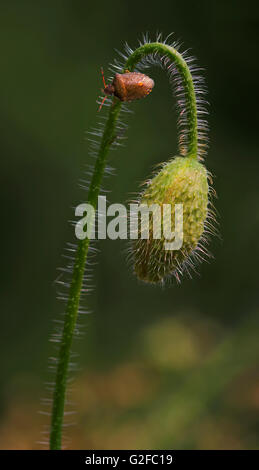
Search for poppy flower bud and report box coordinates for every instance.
[133,156,210,283]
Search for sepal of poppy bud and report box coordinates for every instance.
[133,155,209,283]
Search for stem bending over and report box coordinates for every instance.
[49,38,207,449]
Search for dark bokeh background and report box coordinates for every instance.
[1,0,259,449]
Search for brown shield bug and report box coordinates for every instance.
[98,68,154,111]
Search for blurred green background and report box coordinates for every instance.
[1,0,259,449]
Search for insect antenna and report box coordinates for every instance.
[101,67,107,88]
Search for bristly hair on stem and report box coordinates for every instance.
[112,33,209,160]
[47,33,214,450]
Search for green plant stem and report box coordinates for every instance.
[49,100,122,449]
[49,41,199,450]
[124,42,198,158]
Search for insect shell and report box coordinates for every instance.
[99,69,154,110]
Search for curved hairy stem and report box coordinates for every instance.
[49,40,199,449]
[124,42,198,158]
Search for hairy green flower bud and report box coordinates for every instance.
[133,156,210,283]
